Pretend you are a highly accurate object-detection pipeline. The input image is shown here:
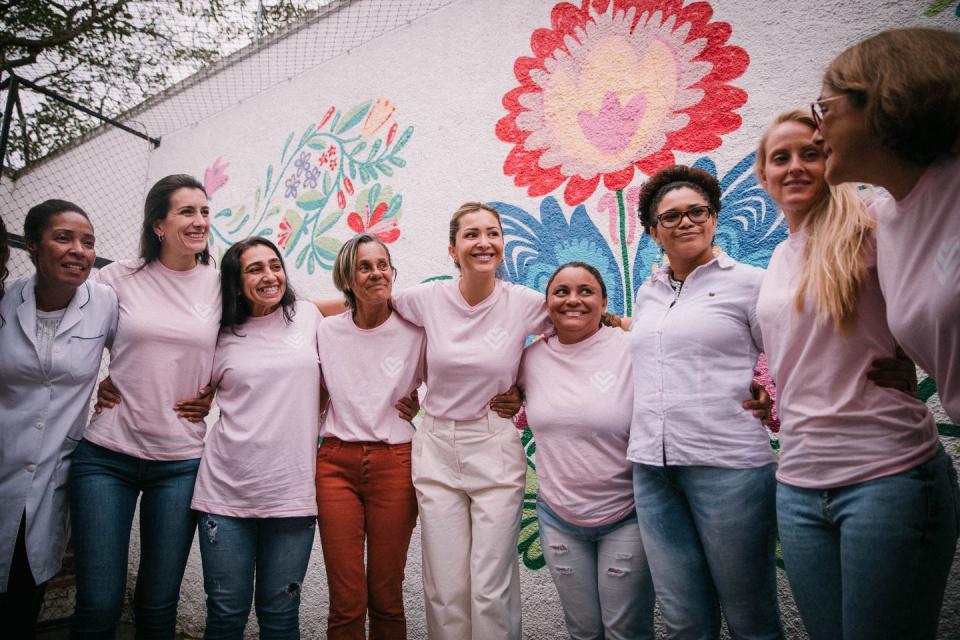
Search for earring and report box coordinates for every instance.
[156,233,164,243]
[656,243,664,262]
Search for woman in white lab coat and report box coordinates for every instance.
[0,200,117,638]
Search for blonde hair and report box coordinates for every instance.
[824,28,960,165]
[757,110,874,332]
[448,202,502,247]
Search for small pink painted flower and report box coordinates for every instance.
[347,202,400,243]
[203,156,230,198]
[599,186,640,245]
[277,217,294,249]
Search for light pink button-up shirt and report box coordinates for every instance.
[627,253,774,469]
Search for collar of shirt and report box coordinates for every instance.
[649,250,735,289]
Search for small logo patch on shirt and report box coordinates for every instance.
[191,303,215,322]
[590,370,616,394]
[380,356,403,378]
[483,327,508,350]
[934,237,960,285]
[283,332,306,349]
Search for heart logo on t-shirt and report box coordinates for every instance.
[381,356,403,378]
[483,327,508,350]
[283,332,305,349]
[590,370,616,394]
[934,238,960,285]
[191,303,214,322]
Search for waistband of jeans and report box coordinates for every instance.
[420,411,515,434]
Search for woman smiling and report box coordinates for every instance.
[191,237,322,638]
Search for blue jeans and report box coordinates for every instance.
[777,446,960,640]
[537,500,655,640]
[69,440,200,639]
[632,463,782,640]
[197,512,316,639]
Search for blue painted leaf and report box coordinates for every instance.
[297,190,327,212]
[387,156,406,168]
[296,124,316,150]
[377,162,394,177]
[367,139,383,162]
[369,184,382,209]
[335,100,371,134]
[258,228,273,237]
[693,152,787,268]
[384,194,402,220]
[348,160,357,180]
[351,141,367,156]
[492,196,625,315]
[391,126,413,154]
[265,165,274,191]
[214,207,233,219]
[280,131,295,162]
[322,172,332,195]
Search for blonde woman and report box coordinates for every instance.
[814,28,960,423]
[756,109,959,640]
[390,202,548,640]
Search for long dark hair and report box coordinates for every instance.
[139,174,210,268]
[220,237,297,335]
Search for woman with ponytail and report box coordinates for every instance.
[756,109,959,640]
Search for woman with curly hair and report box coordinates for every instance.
[627,165,782,639]
[815,27,960,422]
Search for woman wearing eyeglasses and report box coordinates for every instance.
[756,108,957,640]
[812,28,960,424]
[627,165,783,639]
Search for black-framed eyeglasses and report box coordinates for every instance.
[810,95,845,130]
[655,205,713,228]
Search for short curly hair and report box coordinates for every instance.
[636,165,721,233]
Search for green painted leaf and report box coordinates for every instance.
[391,126,413,154]
[421,275,454,283]
[214,207,233,219]
[387,156,406,168]
[315,209,343,236]
[280,130,295,162]
[348,160,357,180]
[307,138,328,151]
[297,124,317,150]
[258,228,273,237]
[358,166,371,184]
[265,164,274,191]
[366,139,383,161]
[329,112,341,133]
[266,206,282,219]
[312,235,343,261]
[228,213,250,234]
[350,141,367,156]
[307,251,316,274]
[369,184,382,208]
[376,161,394,177]
[296,190,327,211]
[286,209,304,231]
[383,194,402,220]
[924,0,953,16]
[253,186,261,212]
[335,100,372,134]
[295,243,310,268]
[322,171,332,195]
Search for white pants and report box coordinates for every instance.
[412,412,526,640]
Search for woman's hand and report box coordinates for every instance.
[94,376,121,414]
[396,389,420,422]
[490,385,523,419]
[174,386,215,423]
[743,380,771,425]
[867,346,917,395]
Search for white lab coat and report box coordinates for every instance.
[0,275,117,590]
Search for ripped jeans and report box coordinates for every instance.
[196,512,316,639]
[536,500,655,640]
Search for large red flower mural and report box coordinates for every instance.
[496,0,749,206]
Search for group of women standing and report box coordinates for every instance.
[1,25,959,640]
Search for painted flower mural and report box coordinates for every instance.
[497,0,749,315]
[206,98,413,273]
[497,0,749,205]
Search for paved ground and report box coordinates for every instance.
[37,622,192,639]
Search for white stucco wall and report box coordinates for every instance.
[5,0,959,637]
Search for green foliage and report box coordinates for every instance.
[0,0,314,168]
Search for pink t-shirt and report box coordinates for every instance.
[519,326,635,527]
[317,311,425,443]
[757,230,937,489]
[191,302,322,518]
[872,153,960,422]
[392,278,548,421]
[86,259,221,460]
